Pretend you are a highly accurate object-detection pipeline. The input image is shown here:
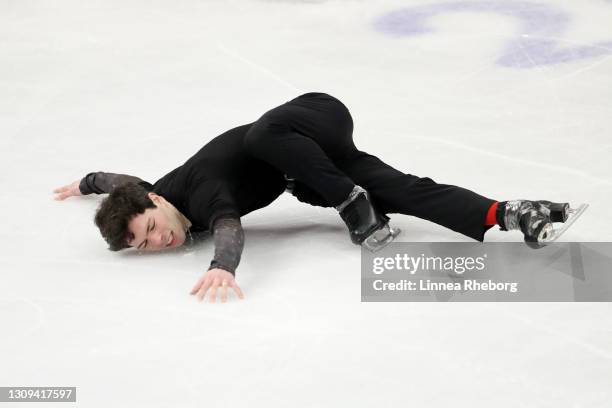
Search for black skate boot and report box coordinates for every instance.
[336,185,401,252]
[496,200,588,249]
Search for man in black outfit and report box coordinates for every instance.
[53,92,569,303]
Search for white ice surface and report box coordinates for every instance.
[1,0,612,407]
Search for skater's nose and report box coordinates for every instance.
[150,230,165,249]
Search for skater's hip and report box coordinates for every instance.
[290,92,337,102]
[272,92,354,136]
[288,92,352,116]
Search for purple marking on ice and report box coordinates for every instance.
[373,1,612,68]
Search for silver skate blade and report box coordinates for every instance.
[362,224,401,252]
[538,203,589,245]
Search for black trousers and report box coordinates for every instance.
[243,92,496,241]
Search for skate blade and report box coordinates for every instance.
[362,224,401,252]
[538,203,588,245]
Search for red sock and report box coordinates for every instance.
[485,201,499,226]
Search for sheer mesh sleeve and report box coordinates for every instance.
[207,216,244,276]
[79,172,145,194]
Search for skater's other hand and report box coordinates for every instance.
[53,180,83,200]
[190,268,244,303]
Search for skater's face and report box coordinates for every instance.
[126,193,188,251]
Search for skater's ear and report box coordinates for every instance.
[147,192,161,203]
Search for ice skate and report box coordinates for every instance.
[497,200,588,249]
[336,185,401,252]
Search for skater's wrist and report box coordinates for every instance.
[208,261,235,276]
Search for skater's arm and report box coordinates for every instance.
[54,172,147,200]
[207,215,245,276]
[186,180,246,302]
[189,215,245,303]
[78,172,145,195]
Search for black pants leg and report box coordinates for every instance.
[334,150,496,241]
[244,92,496,241]
[243,92,358,206]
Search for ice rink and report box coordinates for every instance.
[2,0,612,406]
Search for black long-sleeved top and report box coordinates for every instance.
[79,124,283,276]
[79,171,246,275]
[79,123,334,275]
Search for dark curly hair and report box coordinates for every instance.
[94,182,157,251]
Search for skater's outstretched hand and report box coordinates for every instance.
[53,180,82,200]
[190,268,244,303]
